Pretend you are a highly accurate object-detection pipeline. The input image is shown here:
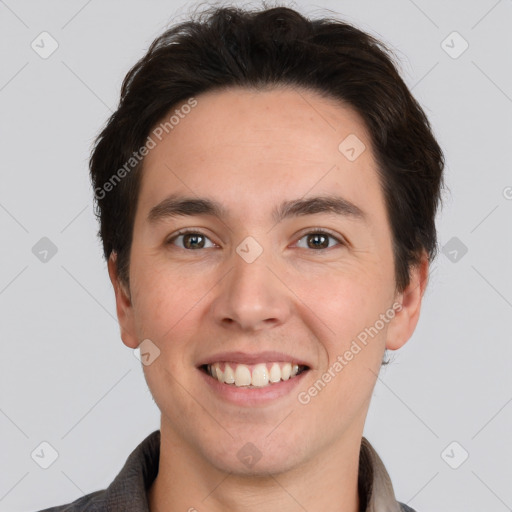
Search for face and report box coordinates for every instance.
[109,86,426,475]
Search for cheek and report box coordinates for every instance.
[291,265,394,376]
[130,258,207,337]
[295,261,391,327]
[301,276,391,417]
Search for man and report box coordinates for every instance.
[38,4,443,511]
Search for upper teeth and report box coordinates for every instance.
[206,362,303,387]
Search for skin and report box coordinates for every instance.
[108,86,428,512]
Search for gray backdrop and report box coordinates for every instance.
[1,1,511,511]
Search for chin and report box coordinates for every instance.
[200,434,307,476]
[212,452,299,477]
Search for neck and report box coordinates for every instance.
[148,419,362,512]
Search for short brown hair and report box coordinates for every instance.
[90,4,444,294]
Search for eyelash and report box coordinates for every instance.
[166,228,346,251]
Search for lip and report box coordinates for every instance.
[197,365,310,406]
[196,351,312,368]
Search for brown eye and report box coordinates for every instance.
[167,230,215,250]
[296,231,344,250]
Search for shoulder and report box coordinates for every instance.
[33,430,160,512]
[398,502,418,512]
[33,489,106,511]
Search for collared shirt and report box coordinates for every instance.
[36,430,417,512]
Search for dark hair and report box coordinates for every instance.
[90,3,444,297]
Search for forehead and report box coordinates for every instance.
[136,86,385,226]
[145,86,371,163]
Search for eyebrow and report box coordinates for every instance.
[147,193,366,225]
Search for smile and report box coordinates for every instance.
[201,362,309,388]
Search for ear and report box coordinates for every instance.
[385,251,429,350]
[107,252,139,349]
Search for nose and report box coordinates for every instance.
[210,240,293,331]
